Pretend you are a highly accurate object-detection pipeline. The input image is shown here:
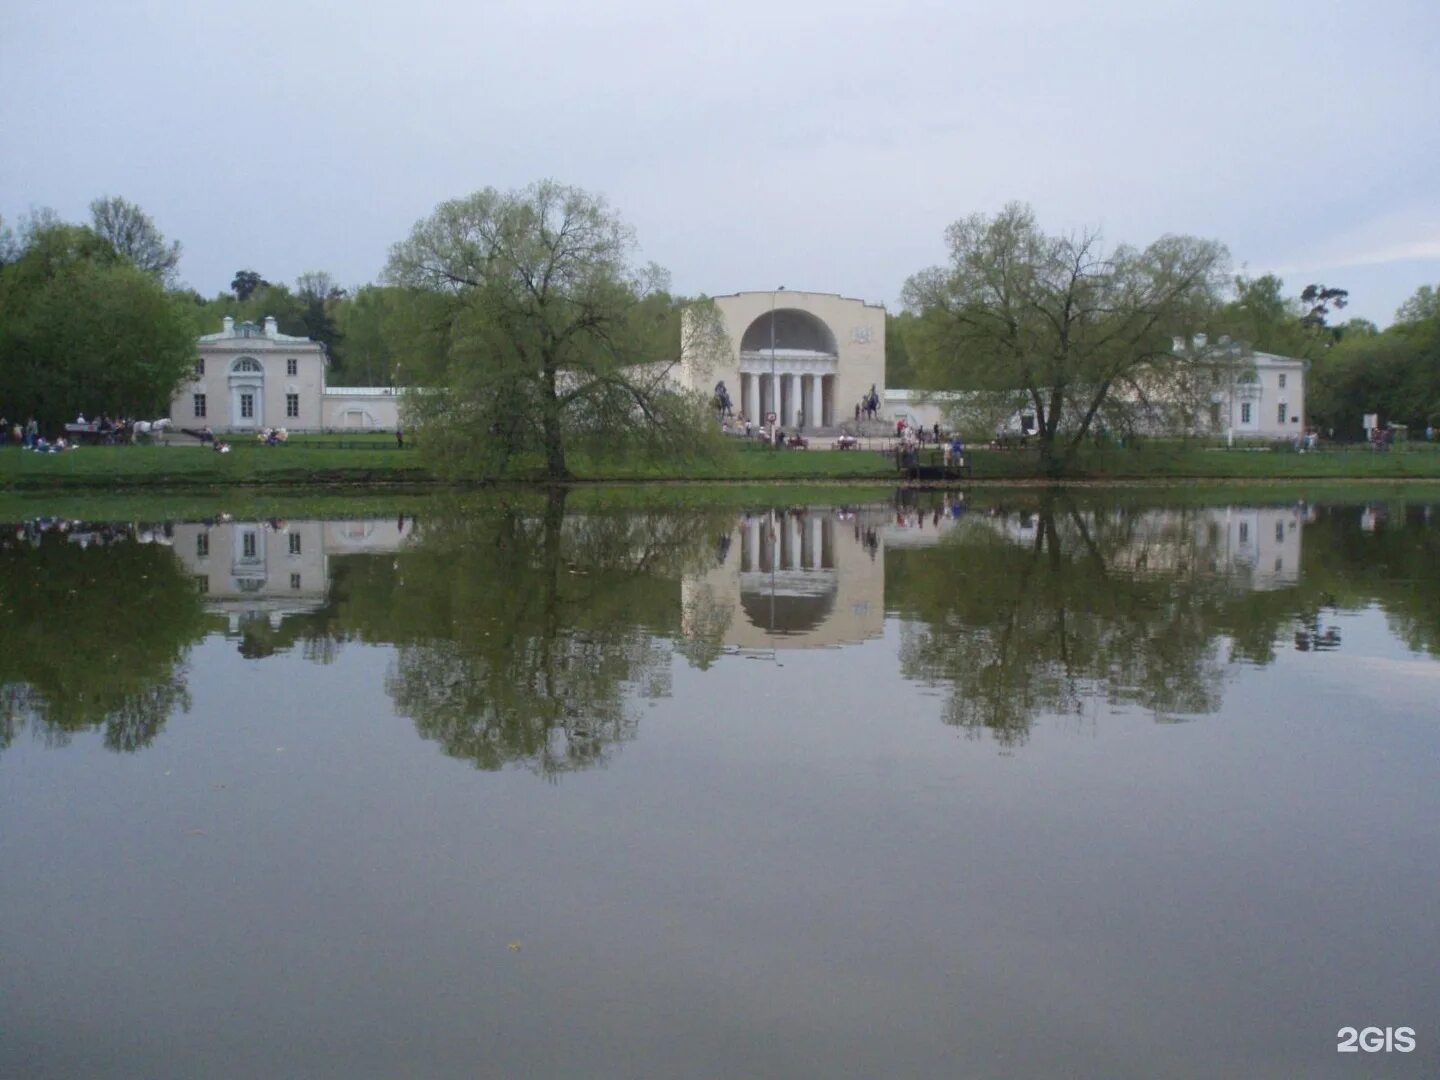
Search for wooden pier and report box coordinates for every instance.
[894,447,973,481]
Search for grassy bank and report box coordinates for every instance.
[5,438,1440,491]
[0,482,904,523]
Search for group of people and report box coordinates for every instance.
[5,416,41,448]
[894,419,966,466]
[3,415,81,452]
[720,412,754,437]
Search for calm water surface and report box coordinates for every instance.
[2,490,1437,1078]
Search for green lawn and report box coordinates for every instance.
[5,438,1440,490]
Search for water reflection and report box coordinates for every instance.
[3,493,1438,765]
[0,519,207,752]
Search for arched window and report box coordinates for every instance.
[232,357,263,373]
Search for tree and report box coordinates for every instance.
[1306,282,1440,437]
[231,269,267,301]
[89,196,182,284]
[902,203,1228,472]
[0,220,196,426]
[1299,283,1349,331]
[885,310,918,386]
[334,284,403,386]
[384,180,728,480]
[294,270,346,368]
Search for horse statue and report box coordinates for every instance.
[712,380,733,421]
[129,418,173,443]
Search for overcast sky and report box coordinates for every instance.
[3,0,1437,326]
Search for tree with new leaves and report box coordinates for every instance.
[902,203,1229,472]
[0,218,195,427]
[230,269,267,301]
[89,196,182,284]
[385,180,729,479]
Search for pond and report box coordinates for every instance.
[2,489,1437,1078]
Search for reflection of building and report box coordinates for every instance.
[680,292,885,428]
[172,519,412,627]
[989,506,1304,589]
[682,509,889,650]
[170,317,402,433]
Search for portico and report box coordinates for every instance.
[740,359,837,428]
[681,291,886,431]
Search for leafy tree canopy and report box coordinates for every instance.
[89,196,182,285]
[0,217,196,428]
[384,180,729,479]
[902,202,1228,471]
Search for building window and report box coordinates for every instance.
[195,575,209,595]
[286,393,299,418]
[196,533,209,558]
[1209,402,1221,427]
[1276,521,1285,542]
[193,393,207,418]
[290,573,302,590]
[1241,403,1252,424]
[1278,373,1286,388]
[289,532,302,555]
[1278,403,1287,424]
[195,357,205,377]
[243,533,257,559]
[241,393,254,419]
[287,358,298,376]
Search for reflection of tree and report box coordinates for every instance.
[889,497,1294,745]
[0,529,207,753]
[1299,503,1440,657]
[676,583,733,670]
[352,492,729,775]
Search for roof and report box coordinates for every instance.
[709,289,886,311]
[324,387,399,397]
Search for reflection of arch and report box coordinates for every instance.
[739,586,838,635]
[741,309,838,355]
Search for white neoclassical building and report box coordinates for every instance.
[885,336,1308,440]
[679,291,886,429]
[169,317,402,433]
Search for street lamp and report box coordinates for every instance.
[770,286,785,442]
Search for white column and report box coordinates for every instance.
[810,376,824,429]
[788,515,802,569]
[746,375,760,423]
[787,374,802,426]
[810,517,823,569]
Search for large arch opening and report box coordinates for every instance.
[740,309,838,356]
[739,582,838,636]
[738,309,840,428]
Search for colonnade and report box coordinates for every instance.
[738,514,834,573]
[740,372,834,428]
